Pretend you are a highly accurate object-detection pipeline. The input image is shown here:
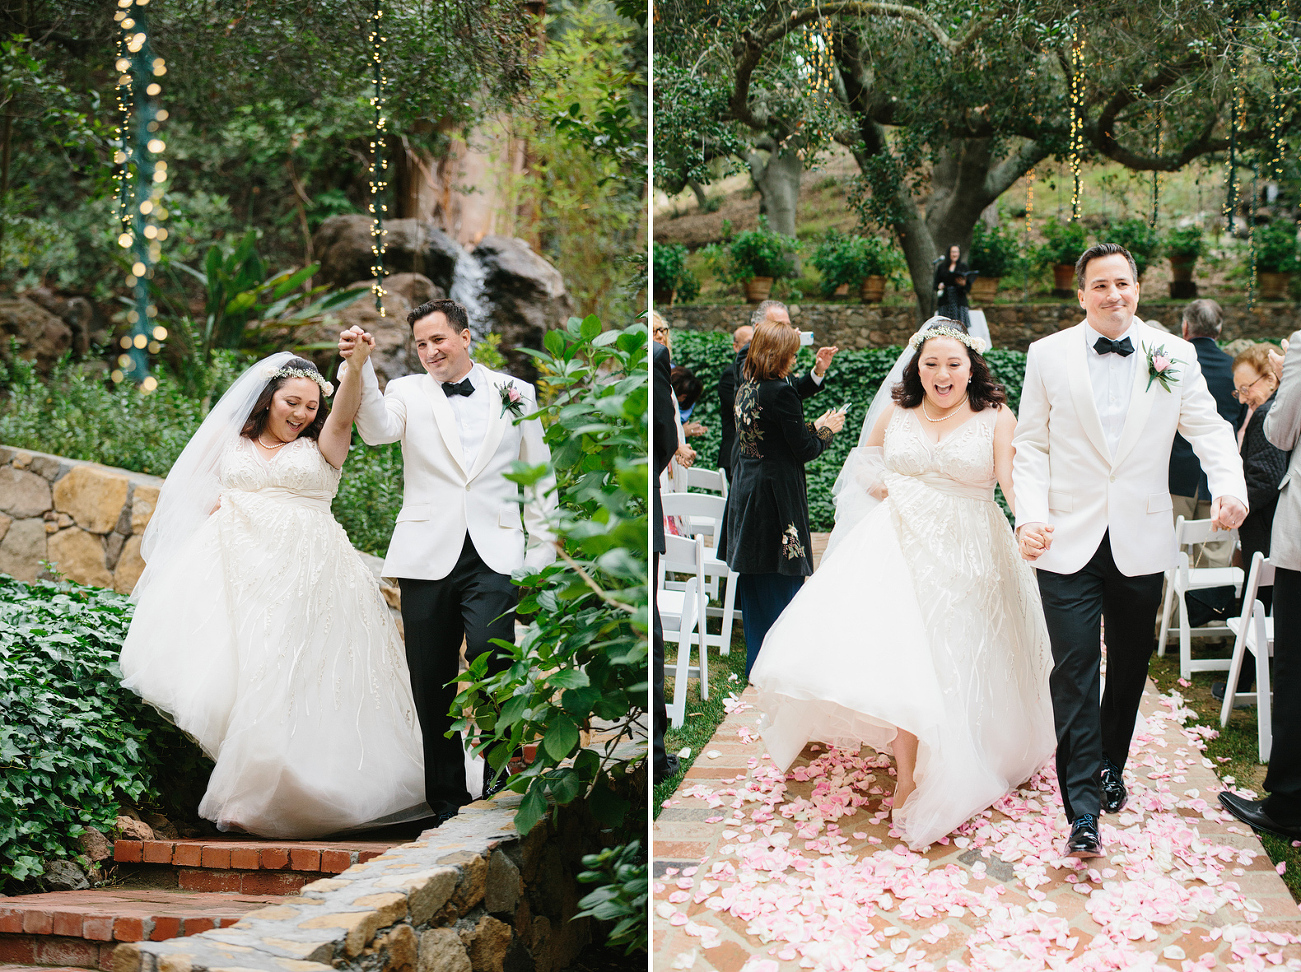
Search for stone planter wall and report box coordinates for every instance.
[111,794,602,972]
[661,302,1300,352]
[0,446,400,621]
[0,446,163,593]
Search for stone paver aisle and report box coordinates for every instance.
[653,680,1301,972]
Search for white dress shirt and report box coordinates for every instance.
[438,362,489,469]
[1084,320,1139,456]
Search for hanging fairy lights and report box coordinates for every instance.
[1150,105,1162,228]
[111,0,168,391]
[1248,163,1259,310]
[1268,88,1286,183]
[1023,167,1036,300]
[1068,25,1085,222]
[367,0,388,315]
[1225,33,1241,236]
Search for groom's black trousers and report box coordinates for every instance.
[399,535,518,816]
[1036,533,1164,822]
[1264,568,1301,826]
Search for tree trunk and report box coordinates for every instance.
[0,113,11,272]
[745,142,802,240]
[687,178,709,210]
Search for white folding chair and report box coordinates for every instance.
[660,492,739,657]
[1220,553,1276,760]
[659,534,710,728]
[1157,516,1245,680]
[686,465,728,500]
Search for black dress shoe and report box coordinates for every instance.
[482,760,509,800]
[655,753,680,781]
[1100,758,1128,814]
[430,806,460,827]
[1219,792,1301,841]
[1067,814,1103,858]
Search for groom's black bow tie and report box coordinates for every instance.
[442,378,475,397]
[1093,336,1135,357]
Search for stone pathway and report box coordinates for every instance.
[653,530,1301,971]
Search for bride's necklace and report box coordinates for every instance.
[256,435,289,450]
[920,392,969,423]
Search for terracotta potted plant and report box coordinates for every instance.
[858,235,899,303]
[1254,220,1299,300]
[1165,225,1204,298]
[1038,218,1090,296]
[968,220,1022,301]
[717,217,797,303]
[811,230,863,301]
[1106,217,1162,280]
[653,243,695,306]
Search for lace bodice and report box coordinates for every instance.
[219,436,340,503]
[883,406,997,494]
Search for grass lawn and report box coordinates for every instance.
[652,604,1301,904]
[653,625,747,819]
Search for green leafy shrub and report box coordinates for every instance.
[1255,221,1300,274]
[811,230,869,296]
[1106,218,1162,278]
[1166,225,1205,262]
[1037,218,1090,269]
[652,243,700,303]
[454,315,647,840]
[574,841,647,955]
[708,216,798,283]
[970,221,1023,278]
[670,331,1026,530]
[0,576,210,890]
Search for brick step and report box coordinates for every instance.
[111,837,395,874]
[0,889,281,971]
[0,965,91,972]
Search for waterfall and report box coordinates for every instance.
[449,252,491,340]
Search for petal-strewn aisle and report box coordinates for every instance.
[653,677,1301,972]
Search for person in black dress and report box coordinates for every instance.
[718,320,845,677]
[652,339,679,780]
[934,244,971,328]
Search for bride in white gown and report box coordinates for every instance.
[750,318,1055,850]
[119,338,425,838]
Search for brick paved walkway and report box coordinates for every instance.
[653,682,1301,971]
[654,531,1301,971]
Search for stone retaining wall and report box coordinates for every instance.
[662,301,1300,351]
[0,446,163,593]
[110,793,599,972]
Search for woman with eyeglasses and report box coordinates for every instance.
[1232,343,1290,611]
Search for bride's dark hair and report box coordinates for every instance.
[891,321,1007,411]
[241,357,331,440]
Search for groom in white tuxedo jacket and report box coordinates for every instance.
[341,299,557,820]
[1013,244,1247,858]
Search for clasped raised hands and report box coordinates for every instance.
[338,325,376,364]
[1017,522,1054,562]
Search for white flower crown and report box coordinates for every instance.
[259,364,334,397]
[906,321,987,355]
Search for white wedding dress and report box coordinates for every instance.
[119,435,425,838]
[751,406,1055,850]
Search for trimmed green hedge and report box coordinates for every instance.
[669,331,1027,531]
[0,576,210,891]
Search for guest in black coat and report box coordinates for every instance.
[652,335,679,781]
[716,324,753,479]
[933,244,971,327]
[1169,300,1244,568]
[718,320,844,677]
[1233,343,1290,603]
[718,300,836,479]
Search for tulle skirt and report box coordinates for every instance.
[751,475,1055,849]
[120,488,425,838]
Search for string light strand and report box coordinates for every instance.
[368,0,389,315]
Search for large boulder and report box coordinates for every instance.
[0,298,73,371]
[293,273,443,387]
[475,235,574,380]
[25,288,107,355]
[314,216,463,291]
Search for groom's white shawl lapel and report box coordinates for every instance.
[468,374,511,483]
[1065,324,1111,463]
[419,373,468,477]
[1111,322,1161,470]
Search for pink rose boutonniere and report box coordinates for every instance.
[1144,343,1183,392]
[497,381,525,418]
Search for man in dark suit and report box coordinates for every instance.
[653,336,679,781]
[1168,299,1244,568]
[717,301,836,476]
